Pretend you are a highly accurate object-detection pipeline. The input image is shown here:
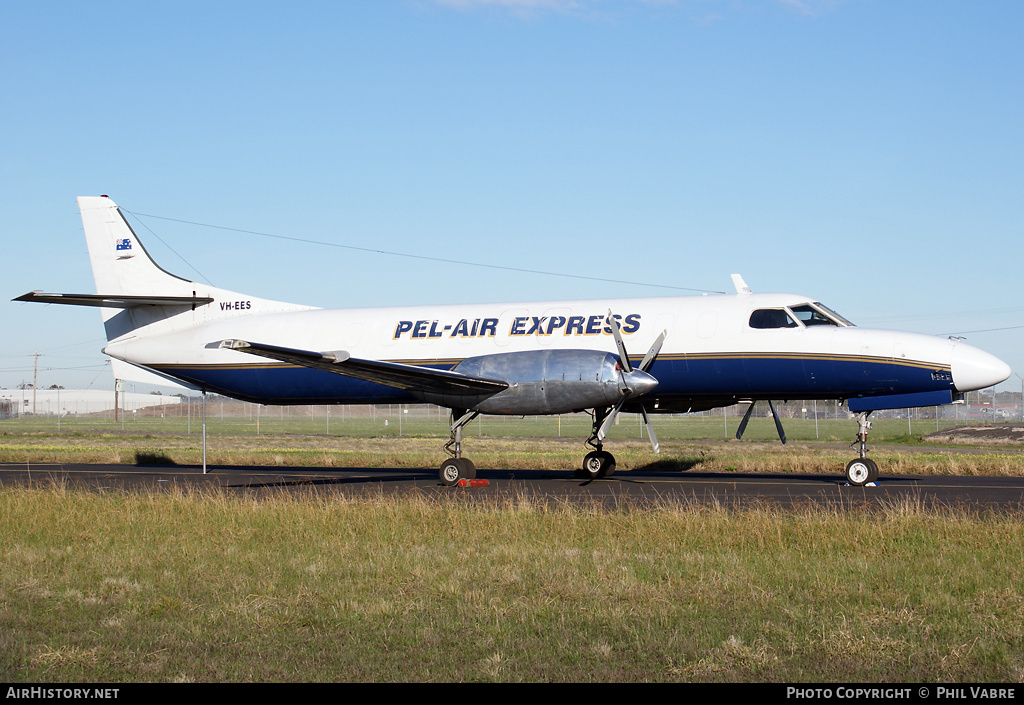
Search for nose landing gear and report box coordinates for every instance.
[846,411,879,486]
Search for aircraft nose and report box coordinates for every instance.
[951,343,1011,392]
[623,369,659,397]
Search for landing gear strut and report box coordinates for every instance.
[439,409,479,486]
[577,408,617,480]
[845,411,879,486]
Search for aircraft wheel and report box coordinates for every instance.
[845,458,874,486]
[440,458,471,486]
[580,450,616,480]
[865,458,879,484]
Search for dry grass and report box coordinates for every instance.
[3,431,1023,478]
[2,426,1023,681]
[2,485,1023,682]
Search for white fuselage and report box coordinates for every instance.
[102,289,1008,411]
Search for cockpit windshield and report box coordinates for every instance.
[749,303,854,330]
[802,301,851,325]
[811,301,851,325]
[790,304,839,327]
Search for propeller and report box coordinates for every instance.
[597,311,665,453]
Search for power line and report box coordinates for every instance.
[125,212,214,286]
[942,324,1024,335]
[125,210,726,295]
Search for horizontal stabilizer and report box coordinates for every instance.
[13,291,214,308]
[219,339,510,396]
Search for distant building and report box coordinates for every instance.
[0,389,182,417]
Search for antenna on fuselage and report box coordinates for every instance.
[731,274,752,295]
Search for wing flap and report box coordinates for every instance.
[220,339,509,396]
[14,292,214,308]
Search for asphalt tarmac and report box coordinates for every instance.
[3,461,1024,511]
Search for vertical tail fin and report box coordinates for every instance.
[15,195,315,388]
[18,196,313,343]
[77,196,212,344]
[79,195,196,297]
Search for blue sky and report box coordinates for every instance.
[3,0,1022,393]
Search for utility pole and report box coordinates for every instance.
[202,391,207,474]
[33,352,39,415]
[1017,374,1023,422]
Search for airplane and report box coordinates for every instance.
[14,196,1012,487]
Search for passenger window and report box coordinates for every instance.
[749,309,798,329]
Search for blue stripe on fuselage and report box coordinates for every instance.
[645,355,952,399]
[151,353,953,407]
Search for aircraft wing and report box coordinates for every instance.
[13,292,214,308]
[219,339,510,396]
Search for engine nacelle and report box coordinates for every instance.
[419,349,632,415]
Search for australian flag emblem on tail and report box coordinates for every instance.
[116,238,132,251]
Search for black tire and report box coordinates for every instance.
[845,458,872,486]
[440,458,468,486]
[581,450,616,480]
[865,458,879,484]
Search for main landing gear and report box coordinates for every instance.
[576,408,616,480]
[845,411,879,486]
[437,407,622,485]
[439,409,479,486]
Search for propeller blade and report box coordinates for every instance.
[735,401,755,440]
[768,400,787,445]
[639,330,667,373]
[599,313,661,451]
[597,399,626,441]
[606,310,632,372]
[640,405,660,454]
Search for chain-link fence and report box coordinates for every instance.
[1,394,1017,442]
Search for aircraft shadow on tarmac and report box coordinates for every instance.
[204,463,873,490]
[7,462,1020,508]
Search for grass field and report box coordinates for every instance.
[2,486,1023,682]
[1,419,1023,682]
[2,411,1023,477]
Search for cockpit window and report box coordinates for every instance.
[749,309,798,329]
[790,304,839,327]
[813,302,854,327]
